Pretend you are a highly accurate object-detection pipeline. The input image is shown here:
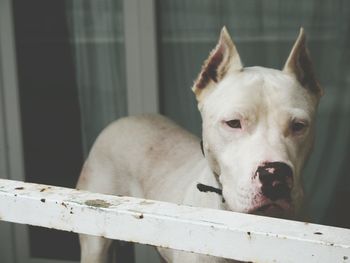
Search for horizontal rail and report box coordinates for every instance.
[0,179,349,262]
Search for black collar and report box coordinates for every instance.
[196,183,222,195]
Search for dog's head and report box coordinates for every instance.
[193,27,323,219]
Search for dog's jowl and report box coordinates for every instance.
[77,27,322,263]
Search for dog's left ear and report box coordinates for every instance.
[283,28,323,97]
[192,26,243,102]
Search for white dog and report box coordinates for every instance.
[77,27,323,263]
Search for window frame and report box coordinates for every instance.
[0,0,159,262]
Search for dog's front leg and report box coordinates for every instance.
[79,234,113,263]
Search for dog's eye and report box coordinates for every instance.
[291,121,307,134]
[226,119,242,129]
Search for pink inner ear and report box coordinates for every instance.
[196,45,224,90]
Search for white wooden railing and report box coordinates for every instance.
[0,179,350,262]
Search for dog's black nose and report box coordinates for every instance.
[257,162,293,201]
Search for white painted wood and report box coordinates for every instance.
[0,179,349,263]
[123,0,159,115]
[123,2,160,260]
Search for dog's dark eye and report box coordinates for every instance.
[291,121,307,133]
[226,119,241,129]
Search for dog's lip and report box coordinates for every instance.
[255,203,282,213]
[248,199,292,215]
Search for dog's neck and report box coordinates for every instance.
[197,140,225,202]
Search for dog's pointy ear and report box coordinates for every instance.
[283,28,323,97]
[192,26,243,102]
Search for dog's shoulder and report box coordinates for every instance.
[100,114,198,143]
[89,114,200,164]
[104,114,179,133]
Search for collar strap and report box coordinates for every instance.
[197,183,225,203]
[196,183,222,195]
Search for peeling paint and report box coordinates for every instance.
[127,209,147,220]
[133,213,144,219]
[140,200,154,206]
[247,231,251,240]
[85,199,111,208]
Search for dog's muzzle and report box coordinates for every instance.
[256,162,293,201]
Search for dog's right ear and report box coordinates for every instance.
[192,27,243,102]
[283,28,323,97]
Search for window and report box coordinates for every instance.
[1,0,349,262]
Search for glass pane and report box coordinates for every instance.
[12,0,128,260]
[66,0,127,156]
[157,0,350,226]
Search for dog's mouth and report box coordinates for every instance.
[249,200,293,218]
